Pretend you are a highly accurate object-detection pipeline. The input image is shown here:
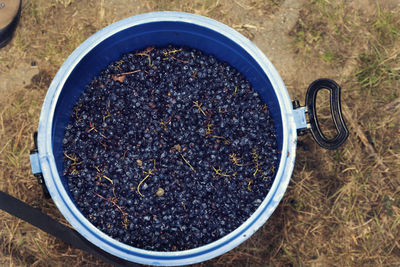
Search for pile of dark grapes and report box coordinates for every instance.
[63,45,279,251]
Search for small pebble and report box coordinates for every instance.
[156,187,165,197]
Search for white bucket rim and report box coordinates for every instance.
[37,11,298,266]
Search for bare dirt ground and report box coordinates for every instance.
[0,0,399,266]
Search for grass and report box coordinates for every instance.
[354,2,400,102]
[0,0,399,266]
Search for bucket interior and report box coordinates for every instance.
[51,20,283,214]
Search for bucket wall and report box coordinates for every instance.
[37,12,298,266]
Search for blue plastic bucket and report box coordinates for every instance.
[30,12,308,266]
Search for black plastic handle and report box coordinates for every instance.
[305,78,349,150]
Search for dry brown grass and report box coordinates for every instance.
[0,0,399,266]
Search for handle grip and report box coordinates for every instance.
[305,79,349,150]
